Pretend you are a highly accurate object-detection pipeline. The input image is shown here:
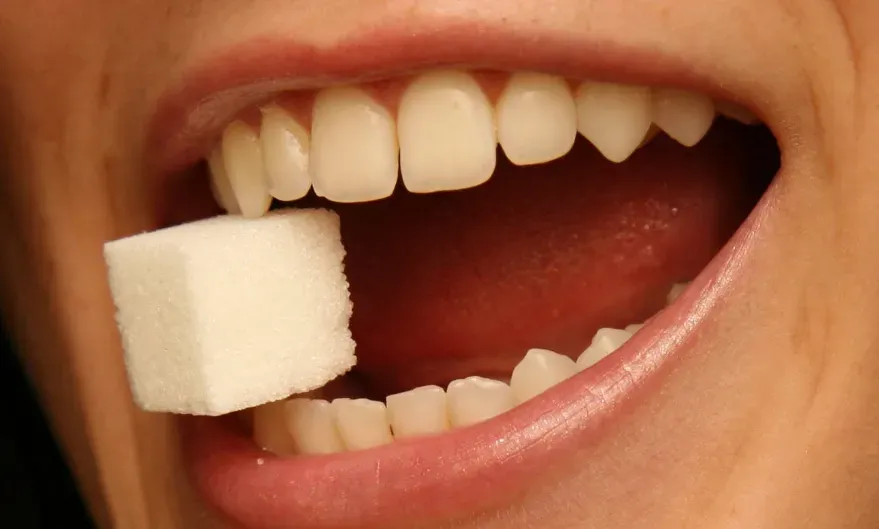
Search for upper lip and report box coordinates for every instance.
[145,7,784,179]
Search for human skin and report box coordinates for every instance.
[2,1,879,528]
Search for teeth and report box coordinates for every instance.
[496,73,577,166]
[667,282,689,304]
[310,87,399,202]
[651,88,715,147]
[285,398,345,454]
[398,70,497,193]
[252,400,297,455]
[625,323,645,334]
[446,376,515,428]
[221,121,273,218]
[575,82,653,163]
[259,106,312,201]
[331,398,394,451]
[386,385,449,439]
[211,72,727,214]
[510,348,578,403]
[715,100,760,125]
[594,327,634,352]
[639,124,661,148]
[576,328,633,370]
[207,147,241,214]
[253,285,707,455]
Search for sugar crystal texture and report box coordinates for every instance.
[104,208,355,415]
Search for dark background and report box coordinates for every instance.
[1,323,95,528]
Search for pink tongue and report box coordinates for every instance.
[315,123,773,394]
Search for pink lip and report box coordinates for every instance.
[183,196,768,529]
[147,21,748,179]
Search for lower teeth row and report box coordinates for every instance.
[252,282,689,456]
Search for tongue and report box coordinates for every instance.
[319,122,773,395]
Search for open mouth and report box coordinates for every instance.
[151,42,781,529]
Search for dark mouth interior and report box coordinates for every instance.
[169,117,779,401]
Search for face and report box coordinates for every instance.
[2,1,879,528]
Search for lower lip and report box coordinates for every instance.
[183,194,769,529]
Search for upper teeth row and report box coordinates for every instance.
[252,282,689,456]
[209,70,758,218]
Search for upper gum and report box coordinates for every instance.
[221,69,755,138]
[240,70,577,129]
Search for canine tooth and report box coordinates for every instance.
[715,100,759,125]
[651,88,715,147]
[510,349,577,403]
[253,400,296,455]
[667,282,689,304]
[575,82,652,163]
[625,323,644,334]
[221,121,272,218]
[398,70,496,193]
[447,376,515,428]
[310,87,398,203]
[207,147,241,214]
[260,106,312,201]
[286,398,345,454]
[497,73,577,165]
[386,385,449,439]
[332,398,393,450]
[576,328,633,370]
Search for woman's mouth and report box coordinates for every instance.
[149,26,783,529]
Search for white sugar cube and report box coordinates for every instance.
[104,209,355,415]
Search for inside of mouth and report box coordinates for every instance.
[322,121,777,397]
[167,90,779,456]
